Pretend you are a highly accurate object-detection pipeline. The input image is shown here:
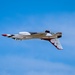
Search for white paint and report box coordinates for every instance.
[19,32,31,35]
[46,33,52,36]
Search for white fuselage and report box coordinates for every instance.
[2,31,62,40]
[12,33,52,40]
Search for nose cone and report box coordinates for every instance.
[2,34,7,36]
[56,32,62,34]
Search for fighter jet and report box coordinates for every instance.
[2,30,63,50]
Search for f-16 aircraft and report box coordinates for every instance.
[2,30,63,50]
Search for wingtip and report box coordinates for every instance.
[58,47,63,50]
[2,34,7,36]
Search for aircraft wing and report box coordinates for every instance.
[2,34,22,40]
[42,38,63,50]
[49,38,63,50]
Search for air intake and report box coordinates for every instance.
[45,30,50,33]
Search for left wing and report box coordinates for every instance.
[2,34,22,40]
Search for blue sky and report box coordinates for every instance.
[0,0,75,75]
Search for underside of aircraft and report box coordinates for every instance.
[2,30,63,50]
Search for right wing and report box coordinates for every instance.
[42,38,63,50]
[49,38,63,50]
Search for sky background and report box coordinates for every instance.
[0,0,75,75]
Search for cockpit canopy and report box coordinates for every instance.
[19,32,31,35]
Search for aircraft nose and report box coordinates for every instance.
[2,34,7,36]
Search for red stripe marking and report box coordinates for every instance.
[2,34,7,36]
